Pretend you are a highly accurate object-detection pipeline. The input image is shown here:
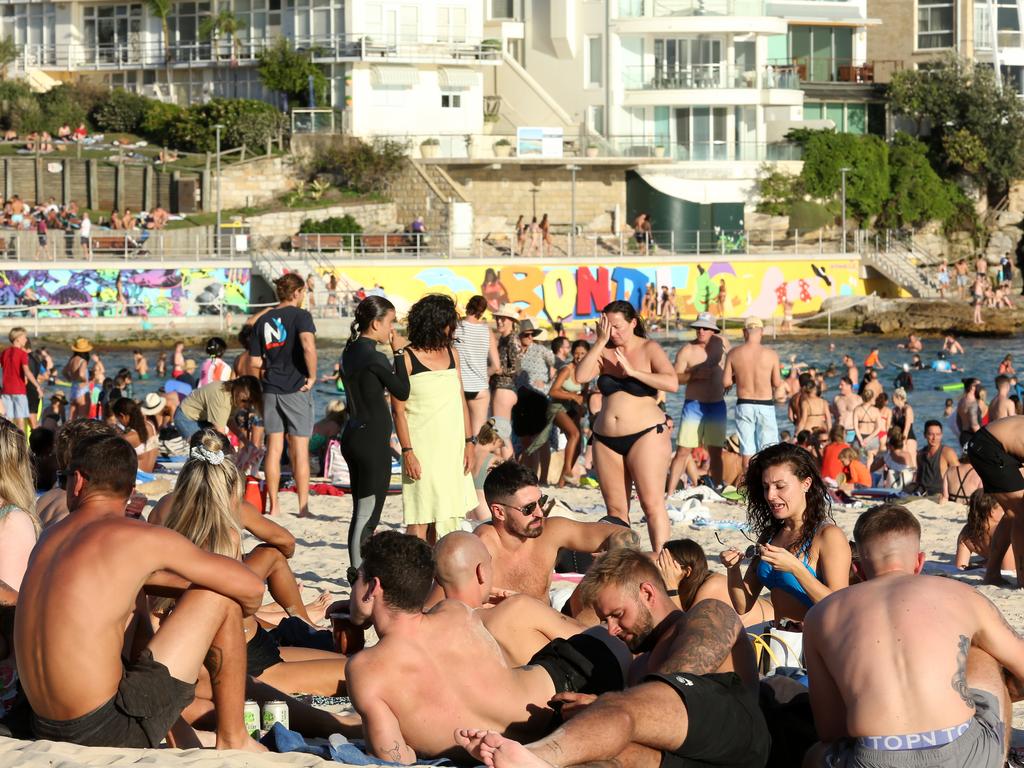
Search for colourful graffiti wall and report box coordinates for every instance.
[320,258,864,322]
[0,267,250,317]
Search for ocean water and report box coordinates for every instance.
[66,332,1024,450]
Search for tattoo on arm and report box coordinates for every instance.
[658,599,741,676]
[386,741,403,762]
[951,635,975,709]
[204,646,224,686]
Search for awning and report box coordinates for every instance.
[370,65,419,88]
[438,67,478,89]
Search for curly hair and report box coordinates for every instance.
[407,294,458,351]
[743,442,833,555]
[964,489,996,551]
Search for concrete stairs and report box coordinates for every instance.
[860,245,941,298]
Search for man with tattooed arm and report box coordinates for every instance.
[456,548,771,768]
[801,504,1024,768]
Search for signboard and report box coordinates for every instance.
[516,127,564,158]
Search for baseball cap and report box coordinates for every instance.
[744,316,764,330]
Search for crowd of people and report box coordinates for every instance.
[0,288,1020,768]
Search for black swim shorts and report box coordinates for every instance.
[31,649,195,748]
[966,428,1024,494]
[647,671,771,768]
[529,628,628,696]
[247,623,284,677]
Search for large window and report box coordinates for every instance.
[289,0,344,45]
[438,6,467,43]
[918,0,954,49]
[83,4,143,63]
[237,0,283,52]
[2,3,57,65]
[787,25,852,83]
[653,37,723,87]
[587,104,605,136]
[585,35,602,87]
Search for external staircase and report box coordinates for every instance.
[860,241,941,298]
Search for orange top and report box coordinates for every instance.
[842,459,872,488]
[820,442,849,481]
[864,351,880,368]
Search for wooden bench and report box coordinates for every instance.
[90,236,130,253]
[292,233,420,252]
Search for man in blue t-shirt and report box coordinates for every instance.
[248,273,318,517]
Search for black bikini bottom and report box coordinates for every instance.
[593,419,668,458]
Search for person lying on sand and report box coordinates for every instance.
[345,531,629,764]
[802,503,1024,767]
[433,531,583,666]
[475,461,637,601]
[454,548,769,768]
[966,414,1024,587]
[15,433,266,751]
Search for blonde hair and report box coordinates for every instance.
[0,419,38,532]
[477,418,502,446]
[579,548,664,607]
[164,430,243,559]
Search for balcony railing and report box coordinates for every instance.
[10,34,500,72]
[617,0,767,18]
[599,136,803,161]
[767,57,901,85]
[623,63,800,90]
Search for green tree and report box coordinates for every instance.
[878,133,956,229]
[146,0,174,97]
[200,9,246,62]
[257,38,329,110]
[0,37,19,79]
[887,56,1024,199]
[800,131,890,223]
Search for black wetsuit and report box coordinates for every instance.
[340,337,409,567]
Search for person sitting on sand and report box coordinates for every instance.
[942,452,981,505]
[346,531,629,763]
[956,489,1017,573]
[149,431,347,699]
[915,419,960,497]
[653,539,773,628]
[869,425,915,490]
[837,447,872,491]
[802,503,1024,768]
[110,397,159,474]
[455,548,770,768]
[434,531,585,666]
[475,460,638,602]
[15,433,266,751]
[965,414,1024,587]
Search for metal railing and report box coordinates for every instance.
[617,0,767,18]
[0,229,251,262]
[622,63,799,90]
[10,34,501,72]
[766,57,902,85]
[596,137,803,162]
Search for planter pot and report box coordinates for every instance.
[585,147,599,158]
[420,144,440,158]
[654,146,666,158]
[494,144,512,158]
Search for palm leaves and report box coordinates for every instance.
[200,9,246,62]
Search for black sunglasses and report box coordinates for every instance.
[346,566,360,586]
[501,495,554,517]
[714,530,759,560]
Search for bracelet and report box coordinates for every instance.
[401,447,413,453]
[666,589,679,597]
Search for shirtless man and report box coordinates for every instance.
[435,531,586,666]
[346,531,628,764]
[831,376,861,444]
[455,549,770,768]
[956,378,982,447]
[722,316,785,468]
[15,434,265,751]
[966,414,1024,587]
[475,461,637,602]
[943,335,965,355]
[802,504,1023,767]
[667,312,730,491]
[842,355,859,387]
[987,375,1016,422]
[915,420,959,497]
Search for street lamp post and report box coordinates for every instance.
[567,164,581,260]
[839,166,850,255]
[215,123,225,256]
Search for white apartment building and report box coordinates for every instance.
[1,0,497,137]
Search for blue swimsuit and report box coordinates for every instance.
[756,535,818,609]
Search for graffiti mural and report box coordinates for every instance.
[0,268,250,317]
[320,258,863,323]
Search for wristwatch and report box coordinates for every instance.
[465,436,478,445]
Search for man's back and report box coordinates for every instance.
[347,601,554,759]
[727,342,778,400]
[806,574,991,737]
[478,594,582,666]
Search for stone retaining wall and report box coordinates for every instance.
[246,202,398,240]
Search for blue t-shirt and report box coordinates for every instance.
[249,305,317,394]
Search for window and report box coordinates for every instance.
[438,6,468,43]
[490,0,515,19]
[585,35,602,87]
[918,1,954,49]
[587,105,605,135]
[441,93,462,108]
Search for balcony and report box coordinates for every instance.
[614,0,784,34]
[769,57,903,85]
[623,63,801,91]
[10,34,501,73]
[617,0,766,17]
[598,135,803,161]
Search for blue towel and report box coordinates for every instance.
[263,723,451,766]
[136,470,155,483]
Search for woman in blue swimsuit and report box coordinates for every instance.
[574,300,678,552]
[720,442,852,623]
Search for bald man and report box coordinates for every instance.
[434,532,584,666]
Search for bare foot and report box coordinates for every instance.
[297,506,314,518]
[307,591,332,625]
[217,734,268,752]
[455,730,549,768]
[267,507,282,517]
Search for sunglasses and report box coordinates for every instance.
[715,530,760,560]
[501,495,554,517]
[346,566,360,586]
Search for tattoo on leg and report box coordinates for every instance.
[951,635,975,709]
[204,646,224,686]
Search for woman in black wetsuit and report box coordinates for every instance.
[573,300,678,552]
[340,296,409,567]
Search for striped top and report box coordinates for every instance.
[455,320,491,393]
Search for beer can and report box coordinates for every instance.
[243,700,261,738]
[262,700,290,732]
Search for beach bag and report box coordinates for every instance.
[158,425,187,457]
[323,439,349,485]
[752,623,804,675]
[512,386,549,437]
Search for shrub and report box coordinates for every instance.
[800,131,890,222]
[878,133,956,229]
[299,215,363,234]
[789,200,833,232]
[167,98,285,152]
[92,88,149,133]
[37,84,91,130]
[257,38,329,108]
[308,137,408,195]
[140,100,184,141]
[755,164,804,217]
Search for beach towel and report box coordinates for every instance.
[924,562,1017,581]
[263,723,451,766]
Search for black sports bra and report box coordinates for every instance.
[597,373,657,399]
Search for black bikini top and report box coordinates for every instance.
[597,373,658,399]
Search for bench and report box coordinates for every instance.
[90,236,130,253]
[292,233,424,252]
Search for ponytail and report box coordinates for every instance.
[346,295,396,353]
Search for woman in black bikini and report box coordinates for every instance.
[573,300,677,552]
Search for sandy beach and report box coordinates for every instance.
[2,478,1021,766]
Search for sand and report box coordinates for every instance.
[1,478,1020,766]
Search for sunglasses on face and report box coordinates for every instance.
[346,566,360,585]
[502,494,554,517]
